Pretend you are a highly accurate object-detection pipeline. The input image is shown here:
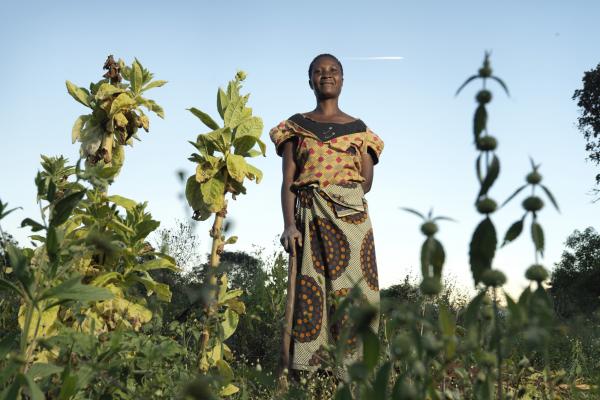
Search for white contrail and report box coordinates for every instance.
[342,56,404,60]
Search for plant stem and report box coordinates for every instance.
[493,288,503,400]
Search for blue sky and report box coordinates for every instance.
[1,0,598,296]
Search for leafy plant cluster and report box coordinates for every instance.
[1,53,598,400]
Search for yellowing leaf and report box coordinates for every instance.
[216,359,234,383]
[114,112,128,128]
[95,83,125,100]
[109,93,136,117]
[66,81,90,107]
[142,80,167,92]
[18,303,59,341]
[131,59,143,94]
[219,383,239,396]
[236,116,263,138]
[226,298,246,315]
[221,308,239,340]
[245,163,263,184]
[226,154,247,183]
[72,115,89,144]
[140,115,149,131]
[201,175,225,212]
[108,195,137,211]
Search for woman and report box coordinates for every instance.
[270,54,383,377]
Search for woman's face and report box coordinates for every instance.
[309,56,343,99]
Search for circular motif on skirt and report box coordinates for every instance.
[297,189,314,208]
[360,229,379,291]
[293,275,324,343]
[329,288,357,346]
[309,217,350,280]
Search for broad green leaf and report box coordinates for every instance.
[473,104,487,142]
[225,298,245,314]
[39,276,113,302]
[362,330,380,372]
[223,96,249,129]
[502,217,524,246]
[21,218,45,232]
[133,219,160,242]
[221,308,239,340]
[58,374,78,399]
[131,59,143,94]
[21,373,45,400]
[236,116,263,138]
[201,175,225,212]
[139,97,165,118]
[233,135,258,155]
[189,107,220,130]
[373,362,392,400]
[217,88,228,119]
[71,115,89,143]
[216,359,234,383]
[137,257,177,272]
[27,363,63,379]
[185,176,211,221]
[65,81,90,107]
[135,276,172,301]
[469,217,497,285]
[109,93,136,117]
[219,288,243,303]
[91,271,123,287]
[531,221,545,256]
[108,195,137,211]
[195,155,223,183]
[142,80,167,92]
[226,154,247,183]
[478,155,500,199]
[94,83,125,100]
[50,190,85,226]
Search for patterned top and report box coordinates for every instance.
[269,114,384,189]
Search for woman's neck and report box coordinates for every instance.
[312,99,341,118]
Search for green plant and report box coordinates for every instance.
[185,70,266,397]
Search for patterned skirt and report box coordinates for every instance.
[290,182,380,375]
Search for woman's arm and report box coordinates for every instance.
[360,151,374,194]
[280,140,303,253]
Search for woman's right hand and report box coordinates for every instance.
[280,225,303,255]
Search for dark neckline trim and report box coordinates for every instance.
[288,113,367,141]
